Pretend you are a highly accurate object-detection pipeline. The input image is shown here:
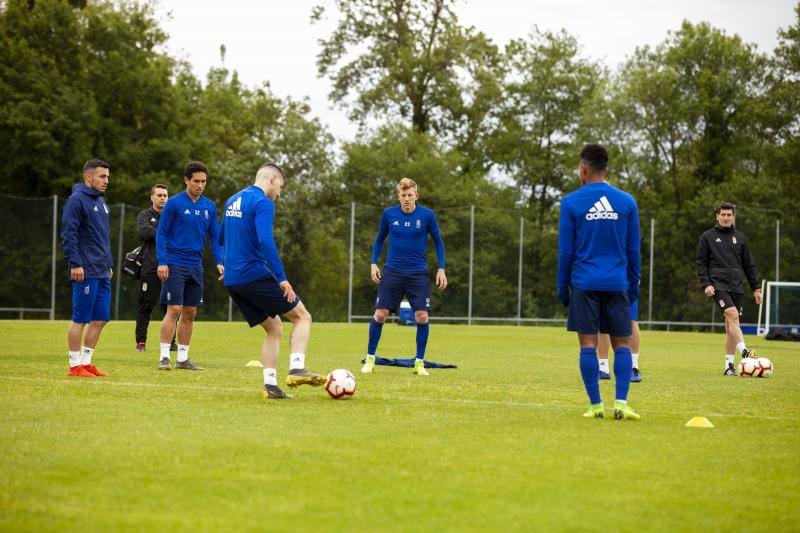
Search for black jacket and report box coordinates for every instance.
[696,224,758,294]
[137,207,161,275]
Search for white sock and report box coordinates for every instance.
[69,351,81,368]
[725,354,735,368]
[80,347,93,366]
[177,344,189,363]
[289,353,305,370]
[598,358,609,373]
[632,353,639,369]
[736,342,746,355]
[263,368,277,386]
[160,343,171,361]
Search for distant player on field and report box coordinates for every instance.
[557,144,641,420]
[61,159,113,378]
[696,202,761,376]
[156,161,224,370]
[220,163,325,399]
[597,297,641,382]
[361,178,447,376]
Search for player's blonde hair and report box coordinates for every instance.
[396,178,418,194]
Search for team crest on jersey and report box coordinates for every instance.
[142,282,148,292]
[416,219,421,228]
[732,236,737,244]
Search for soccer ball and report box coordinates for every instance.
[325,369,356,399]
[756,357,773,378]
[738,358,760,377]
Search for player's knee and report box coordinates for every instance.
[373,310,389,323]
[415,311,429,324]
[181,308,197,322]
[91,320,108,328]
[723,309,739,323]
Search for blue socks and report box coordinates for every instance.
[367,318,384,356]
[416,322,429,359]
[579,347,602,404]
[613,346,633,402]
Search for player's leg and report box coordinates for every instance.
[629,320,642,382]
[135,272,159,351]
[79,278,111,376]
[363,268,402,373]
[412,310,430,376]
[67,279,95,376]
[362,307,389,373]
[407,271,432,376]
[603,291,639,420]
[718,291,747,375]
[284,301,326,387]
[569,288,604,417]
[596,333,611,379]
[174,305,202,370]
[260,315,289,399]
[159,305,181,369]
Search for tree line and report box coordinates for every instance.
[1,0,798,323]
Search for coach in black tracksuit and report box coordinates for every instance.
[696,202,762,376]
[135,184,173,350]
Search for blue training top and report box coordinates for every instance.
[219,186,286,286]
[156,191,223,269]
[371,204,445,273]
[557,182,640,292]
[60,183,113,278]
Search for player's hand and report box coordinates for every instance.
[754,288,763,305]
[279,281,297,303]
[704,285,715,297]
[157,265,169,281]
[370,264,381,284]
[557,286,569,307]
[436,268,447,290]
[216,264,224,281]
[109,268,113,280]
[70,266,85,283]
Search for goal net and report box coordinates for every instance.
[758,281,800,341]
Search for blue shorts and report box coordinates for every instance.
[630,299,639,321]
[160,265,203,307]
[71,278,111,323]
[567,288,631,337]
[375,268,431,312]
[226,276,300,327]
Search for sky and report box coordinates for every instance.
[156,0,797,143]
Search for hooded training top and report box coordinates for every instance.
[61,183,113,278]
[156,191,223,269]
[557,182,640,292]
[696,224,758,294]
[371,205,445,273]
[219,186,286,286]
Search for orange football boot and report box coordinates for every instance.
[67,365,96,377]
[82,364,108,377]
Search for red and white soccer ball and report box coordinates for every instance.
[738,357,774,378]
[756,357,774,378]
[325,369,356,399]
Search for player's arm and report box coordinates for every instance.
[428,211,447,289]
[60,197,84,282]
[137,210,156,243]
[370,211,390,283]
[255,199,287,284]
[625,199,641,302]
[556,199,574,306]
[696,233,714,296]
[207,204,224,279]
[156,200,174,280]
[740,235,761,303]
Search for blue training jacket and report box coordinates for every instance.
[371,205,445,273]
[219,186,287,286]
[156,191,223,269]
[60,183,112,278]
[557,182,640,292]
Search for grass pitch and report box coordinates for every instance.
[1,320,798,531]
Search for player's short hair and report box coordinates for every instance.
[83,159,109,174]
[151,184,168,195]
[184,161,208,179]
[579,144,609,173]
[255,163,286,182]
[397,178,418,193]
[716,202,736,214]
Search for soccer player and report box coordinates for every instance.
[61,159,113,378]
[134,184,176,352]
[597,305,641,382]
[696,202,761,376]
[220,163,325,399]
[361,178,447,376]
[557,144,641,420]
[156,161,224,370]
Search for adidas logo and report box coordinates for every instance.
[585,196,619,221]
[93,206,99,212]
[225,196,243,218]
[393,220,400,226]
[184,209,191,215]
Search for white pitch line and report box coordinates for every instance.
[0,376,796,421]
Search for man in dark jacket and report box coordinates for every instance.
[135,184,176,352]
[61,159,113,378]
[696,202,763,376]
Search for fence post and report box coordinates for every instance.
[348,202,355,323]
[516,217,523,326]
[114,203,125,320]
[648,217,654,328]
[775,219,780,324]
[51,194,57,320]
[468,205,475,326]
[228,296,233,322]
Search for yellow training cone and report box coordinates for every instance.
[685,416,714,428]
[246,360,263,368]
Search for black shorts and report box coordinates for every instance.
[226,276,299,327]
[716,290,743,316]
[567,287,631,337]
